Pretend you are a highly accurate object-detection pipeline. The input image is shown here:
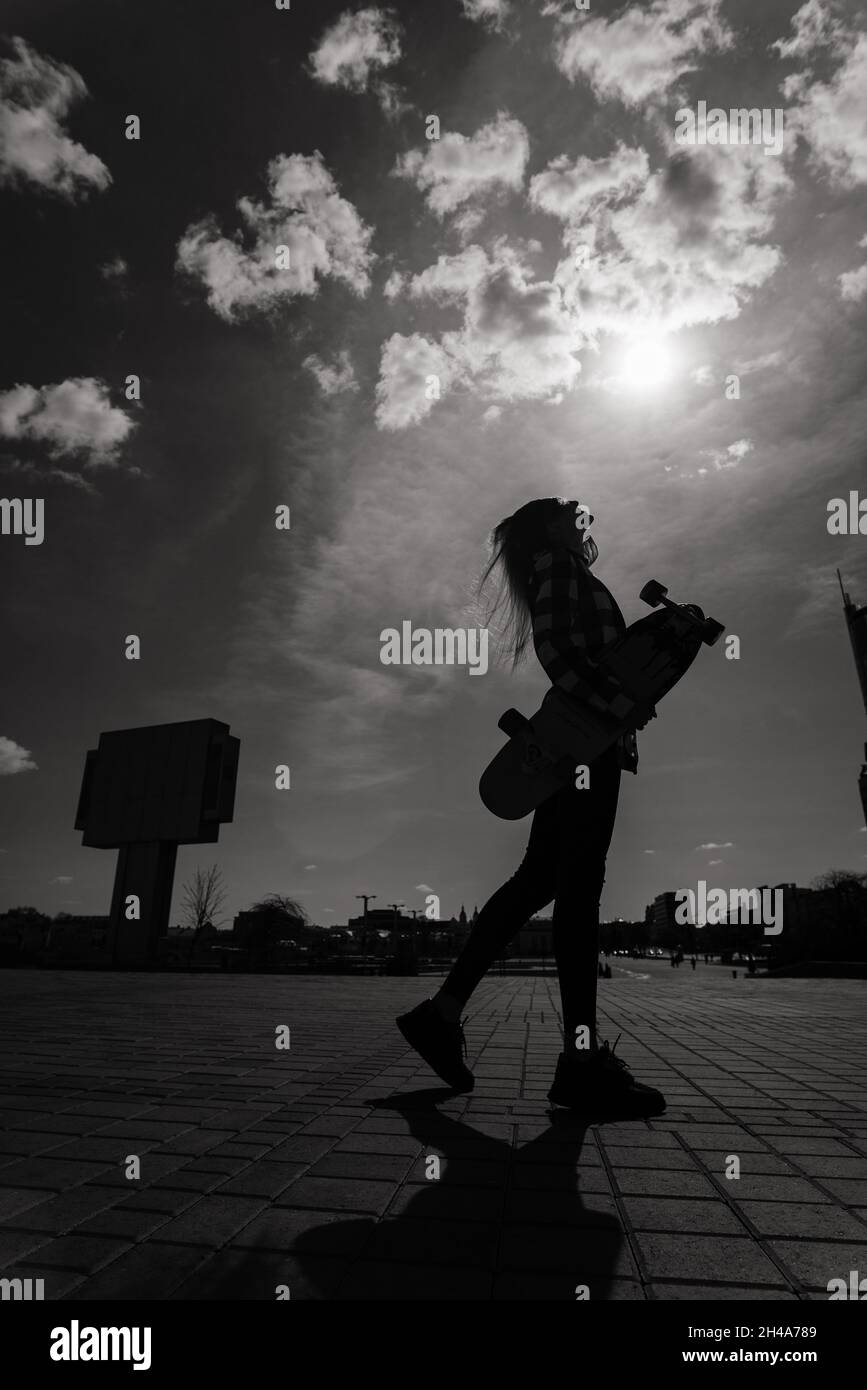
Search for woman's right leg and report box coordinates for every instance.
[396,799,559,1090]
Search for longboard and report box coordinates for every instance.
[479,580,724,821]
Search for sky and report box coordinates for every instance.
[1,0,866,931]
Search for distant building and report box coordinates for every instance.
[649,893,682,947]
[768,880,867,970]
[514,918,553,954]
[838,571,867,824]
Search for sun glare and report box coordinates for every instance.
[618,335,675,393]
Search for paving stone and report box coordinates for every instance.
[1,1185,123,1235]
[768,1239,867,1289]
[650,1282,797,1300]
[274,1176,396,1215]
[171,1250,348,1300]
[493,1272,645,1300]
[634,1233,787,1284]
[75,1208,171,1241]
[338,1259,492,1300]
[231,1206,374,1256]
[621,1197,744,1234]
[504,1191,619,1226]
[0,1158,113,1190]
[0,1228,55,1264]
[733,1201,867,1240]
[70,1241,211,1300]
[363,1216,500,1270]
[500,1223,638,1277]
[0,1187,53,1221]
[215,1161,306,1199]
[386,1181,504,1221]
[308,1152,414,1183]
[153,1195,268,1247]
[611,1169,719,1198]
[17,1233,132,1274]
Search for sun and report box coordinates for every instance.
[618,335,675,392]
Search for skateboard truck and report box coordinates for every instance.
[639,580,725,646]
[497,709,558,774]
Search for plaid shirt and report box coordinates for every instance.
[528,547,639,774]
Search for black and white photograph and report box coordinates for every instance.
[1,0,867,1346]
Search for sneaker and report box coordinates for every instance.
[396,999,474,1092]
[547,1034,666,1118]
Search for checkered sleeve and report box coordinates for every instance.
[530,549,626,711]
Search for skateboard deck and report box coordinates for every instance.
[479,581,724,821]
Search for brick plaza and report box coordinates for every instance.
[1,963,865,1300]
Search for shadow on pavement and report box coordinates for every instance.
[281,1090,623,1299]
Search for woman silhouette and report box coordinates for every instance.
[397,497,665,1118]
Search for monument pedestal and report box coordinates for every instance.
[108,841,178,968]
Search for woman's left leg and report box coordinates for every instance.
[548,745,622,1050]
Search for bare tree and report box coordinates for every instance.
[180,865,228,964]
[810,869,867,892]
[244,894,308,967]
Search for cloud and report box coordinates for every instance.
[0,737,37,776]
[393,112,529,220]
[839,262,867,302]
[697,439,753,475]
[839,233,867,303]
[697,841,734,849]
[176,152,375,320]
[303,349,360,395]
[0,378,135,463]
[0,36,110,198]
[549,0,732,106]
[777,8,867,189]
[377,241,581,428]
[530,143,649,222]
[51,875,73,884]
[415,882,435,893]
[737,350,784,375]
[376,332,456,430]
[691,364,713,385]
[100,256,128,281]
[771,0,848,61]
[461,0,510,31]
[543,143,791,341]
[373,79,411,121]
[309,8,401,90]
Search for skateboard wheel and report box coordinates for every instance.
[639,580,668,607]
[498,708,531,738]
[702,618,725,646]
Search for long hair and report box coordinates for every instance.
[479,496,583,669]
